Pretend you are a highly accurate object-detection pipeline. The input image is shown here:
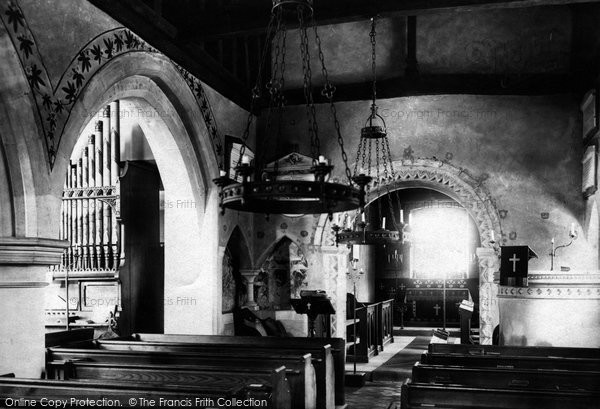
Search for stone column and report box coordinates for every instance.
[240,269,260,310]
[476,247,500,345]
[0,237,69,377]
[320,246,349,339]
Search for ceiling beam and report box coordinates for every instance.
[281,73,579,105]
[88,0,251,109]
[196,0,600,39]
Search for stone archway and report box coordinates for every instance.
[55,53,221,335]
[315,158,502,344]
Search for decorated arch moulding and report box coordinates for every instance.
[314,157,503,344]
[0,1,223,170]
[315,158,503,248]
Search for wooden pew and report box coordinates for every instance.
[428,343,600,359]
[0,377,275,408]
[421,352,600,371]
[88,336,340,409]
[412,362,600,392]
[48,356,315,409]
[400,379,600,409]
[45,328,95,347]
[124,333,346,407]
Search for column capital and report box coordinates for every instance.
[0,237,69,265]
[476,247,498,258]
[239,269,260,282]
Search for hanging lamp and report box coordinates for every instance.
[213,0,369,218]
[333,16,405,246]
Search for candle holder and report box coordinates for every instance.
[549,229,578,271]
[346,255,364,378]
[489,230,501,257]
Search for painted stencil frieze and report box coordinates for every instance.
[0,0,223,169]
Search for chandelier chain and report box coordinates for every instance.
[312,18,353,184]
[275,25,287,176]
[236,12,278,171]
[386,135,402,230]
[257,13,286,171]
[353,135,364,176]
[298,8,321,161]
[376,138,382,220]
[259,9,290,174]
[370,16,378,119]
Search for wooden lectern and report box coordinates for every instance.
[291,290,336,338]
[500,246,538,287]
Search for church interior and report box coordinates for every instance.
[1,0,600,407]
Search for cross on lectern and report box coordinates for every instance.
[433,304,441,316]
[509,254,520,272]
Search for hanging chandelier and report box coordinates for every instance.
[333,16,405,246]
[213,0,369,218]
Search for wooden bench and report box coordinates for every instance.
[124,333,347,407]
[428,343,600,359]
[48,355,314,409]
[412,362,600,392]
[421,352,600,371]
[86,336,341,409]
[45,328,95,347]
[0,377,279,408]
[400,379,600,409]
[48,347,319,409]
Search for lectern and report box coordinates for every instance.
[291,290,336,338]
[500,246,538,287]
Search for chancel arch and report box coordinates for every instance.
[314,158,502,344]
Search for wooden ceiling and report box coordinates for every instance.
[89,0,600,110]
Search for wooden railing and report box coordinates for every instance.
[347,299,394,363]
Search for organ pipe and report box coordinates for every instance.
[56,102,122,273]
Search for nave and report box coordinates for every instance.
[2,0,600,408]
[3,326,598,408]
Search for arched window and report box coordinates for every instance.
[410,206,472,279]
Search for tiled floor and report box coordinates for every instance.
[346,381,401,409]
[343,327,460,409]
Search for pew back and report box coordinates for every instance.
[428,343,600,359]
[401,379,600,409]
[123,333,346,405]
[49,357,315,409]
[422,352,600,371]
[412,362,600,391]
[0,377,258,406]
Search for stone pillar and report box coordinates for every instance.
[476,247,500,345]
[320,246,348,339]
[0,237,69,377]
[240,269,260,310]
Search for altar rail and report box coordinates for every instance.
[347,299,394,363]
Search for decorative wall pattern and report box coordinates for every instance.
[221,248,236,313]
[254,270,270,309]
[289,242,309,298]
[260,239,292,310]
[477,248,500,345]
[411,279,468,288]
[0,0,223,169]
[498,285,600,299]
